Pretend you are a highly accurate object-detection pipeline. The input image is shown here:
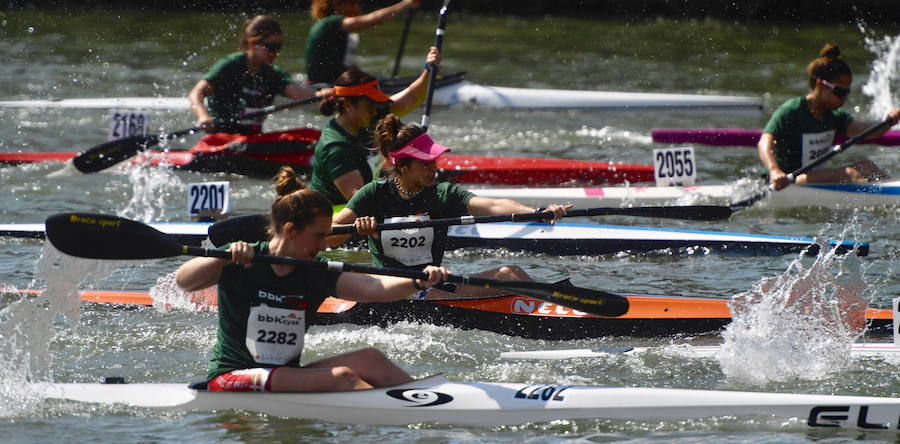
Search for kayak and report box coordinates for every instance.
[0,129,653,185]
[11,288,890,339]
[0,75,761,111]
[36,374,900,430]
[0,220,869,257]
[500,343,900,360]
[471,179,900,210]
[653,128,900,147]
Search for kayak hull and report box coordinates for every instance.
[38,374,900,429]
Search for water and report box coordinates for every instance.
[1,9,900,442]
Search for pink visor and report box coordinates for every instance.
[389,133,451,165]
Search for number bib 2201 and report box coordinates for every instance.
[381,215,434,266]
[245,304,305,365]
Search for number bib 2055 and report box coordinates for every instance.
[245,305,305,365]
[381,215,434,266]
[653,147,696,186]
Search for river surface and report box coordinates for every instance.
[2,9,900,443]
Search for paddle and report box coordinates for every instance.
[206,204,732,247]
[45,212,629,317]
[730,117,894,209]
[72,95,322,174]
[390,10,415,79]
[420,0,450,131]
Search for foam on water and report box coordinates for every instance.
[717,230,869,385]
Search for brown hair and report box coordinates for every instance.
[807,42,852,89]
[269,166,333,238]
[240,15,282,51]
[311,0,359,19]
[374,114,426,174]
[318,68,379,115]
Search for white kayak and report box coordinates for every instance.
[0,221,868,256]
[471,179,900,210]
[500,343,900,360]
[36,374,900,430]
[0,84,761,111]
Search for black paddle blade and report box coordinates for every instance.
[208,214,270,247]
[45,213,183,259]
[485,279,629,317]
[72,135,159,173]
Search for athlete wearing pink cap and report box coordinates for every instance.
[331,114,571,300]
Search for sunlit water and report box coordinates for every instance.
[1,10,900,442]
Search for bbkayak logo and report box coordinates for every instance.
[387,389,453,407]
[510,297,589,317]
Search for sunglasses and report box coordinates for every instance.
[259,41,282,53]
[820,78,850,98]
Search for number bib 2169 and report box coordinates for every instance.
[245,305,305,365]
[381,215,434,266]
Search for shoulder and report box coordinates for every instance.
[205,52,246,78]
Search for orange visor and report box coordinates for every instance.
[333,80,392,103]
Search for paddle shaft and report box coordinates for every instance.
[731,117,894,209]
[45,212,629,317]
[330,205,732,235]
[420,0,450,131]
[391,11,415,78]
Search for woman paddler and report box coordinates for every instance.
[329,114,571,300]
[305,0,421,85]
[175,180,449,392]
[758,42,900,190]
[188,15,330,135]
[308,47,439,205]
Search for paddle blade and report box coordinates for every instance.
[72,135,159,173]
[46,213,183,260]
[484,279,629,317]
[208,214,270,247]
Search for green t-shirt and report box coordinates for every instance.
[208,241,340,381]
[203,52,292,133]
[305,15,351,84]
[763,96,854,172]
[309,118,382,204]
[346,180,475,269]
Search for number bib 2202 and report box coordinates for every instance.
[245,305,305,365]
[381,215,434,266]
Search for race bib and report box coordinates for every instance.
[801,130,836,169]
[245,304,305,365]
[381,215,434,266]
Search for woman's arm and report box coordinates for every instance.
[341,0,420,32]
[188,79,215,132]
[335,264,448,302]
[328,207,363,247]
[333,170,367,202]
[846,107,900,138]
[757,132,789,190]
[175,241,254,292]
[388,46,440,117]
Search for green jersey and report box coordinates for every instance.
[305,15,356,84]
[346,180,475,269]
[203,52,292,133]
[309,118,382,204]
[763,97,854,172]
[208,242,340,381]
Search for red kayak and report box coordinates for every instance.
[653,128,900,147]
[0,128,653,185]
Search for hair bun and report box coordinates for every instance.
[820,42,841,59]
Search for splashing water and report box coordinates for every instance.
[717,237,869,385]
[149,272,217,312]
[860,29,900,119]
[0,243,122,416]
[120,163,184,222]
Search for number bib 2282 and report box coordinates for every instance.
[245,305,305,365]
[381,215,434,266]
